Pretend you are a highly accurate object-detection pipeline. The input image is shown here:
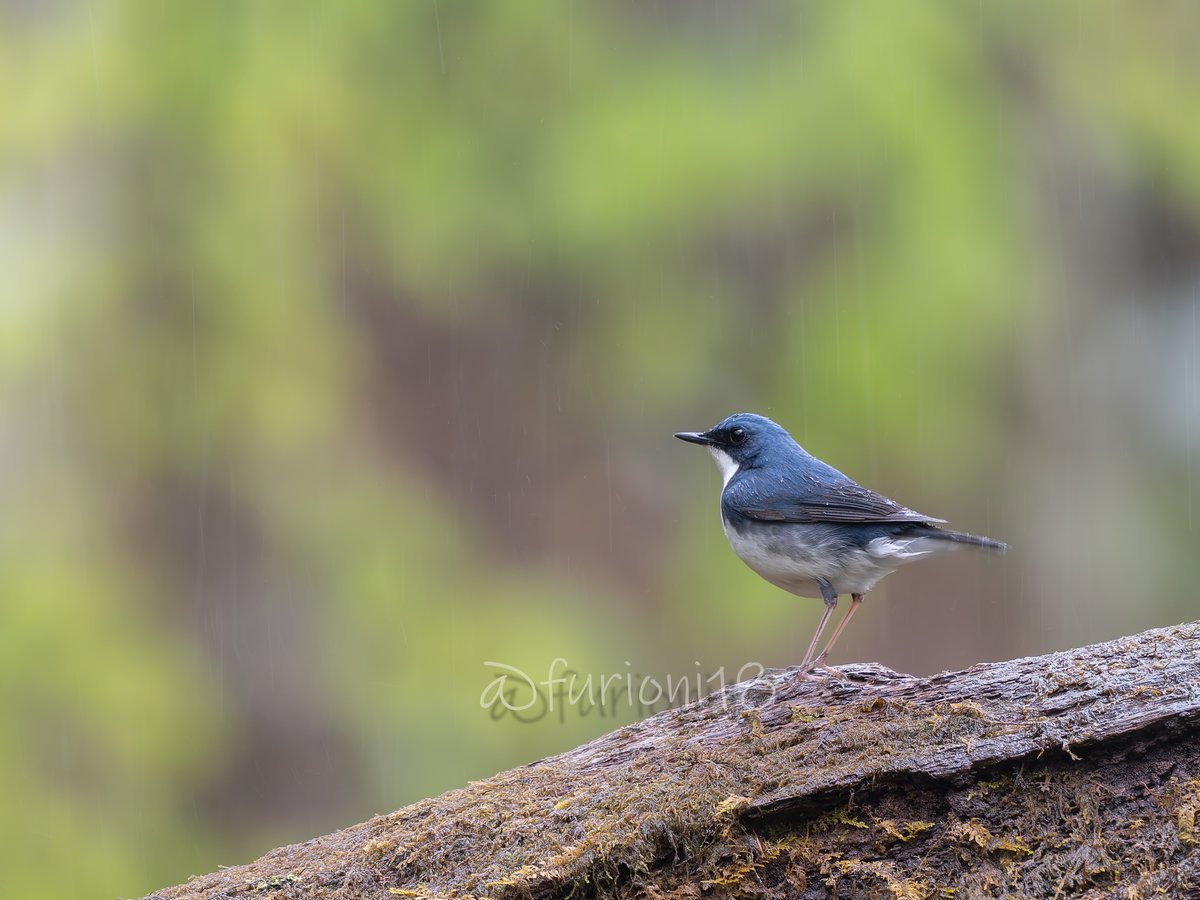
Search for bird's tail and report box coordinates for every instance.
[927,528,1008,553]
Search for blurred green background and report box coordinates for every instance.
[3,1,1200,896]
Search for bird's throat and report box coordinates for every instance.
[707,446,740,488]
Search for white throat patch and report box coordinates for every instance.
[707,446,740,488]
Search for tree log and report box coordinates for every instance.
[144,622,1200,899]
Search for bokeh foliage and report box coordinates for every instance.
[2,2,1200,897]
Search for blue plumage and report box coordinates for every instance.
[676,413,1006,670]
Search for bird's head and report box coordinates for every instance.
[675,413,796,485]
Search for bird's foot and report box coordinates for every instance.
[808,664,853,682]
[794,664,830,681]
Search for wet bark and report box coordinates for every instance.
[144,622,1200,899]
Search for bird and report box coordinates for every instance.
[675,413,1006,671]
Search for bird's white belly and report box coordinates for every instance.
[722,519,936,598]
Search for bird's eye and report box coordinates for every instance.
[730,427,747,445]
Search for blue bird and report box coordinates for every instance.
[676,413,1006,671]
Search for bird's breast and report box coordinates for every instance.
[720,516,838,598]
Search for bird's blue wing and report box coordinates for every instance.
[725,470,945,525]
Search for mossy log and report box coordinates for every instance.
[145,622,1200,899]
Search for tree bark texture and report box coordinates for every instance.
[144,622,1200,899]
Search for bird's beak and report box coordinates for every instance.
[674,431,712,446]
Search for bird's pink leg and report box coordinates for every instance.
[812,592,863,667]
[800,580,838,672]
